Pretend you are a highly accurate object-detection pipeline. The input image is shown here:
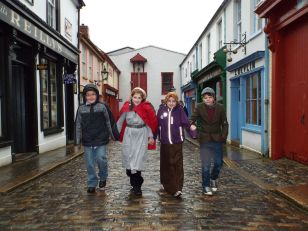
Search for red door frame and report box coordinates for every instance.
[256,1,308,161]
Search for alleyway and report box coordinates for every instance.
[0,141,307,230]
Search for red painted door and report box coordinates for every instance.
[131,72,147,93]
[281,17,308,164]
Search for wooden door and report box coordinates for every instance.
[131,72,147,93]
[282,16,308,164]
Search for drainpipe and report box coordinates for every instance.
[263,20,270,158]
[77,6,81,106]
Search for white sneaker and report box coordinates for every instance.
[211,180,218,192]
[173,191,182,198]
[203,187,213,196]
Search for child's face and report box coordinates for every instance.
[85,91,97,104]
[202,94,215,106]
[166,97,177,109]
[132,93,142,106]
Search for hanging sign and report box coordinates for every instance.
[63,73,76,84]
[36,63,48,70]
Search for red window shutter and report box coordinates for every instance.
[131,72,147,93]
[131,73,138,91]
[140,73,147,93]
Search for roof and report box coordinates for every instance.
[130,53,147,63]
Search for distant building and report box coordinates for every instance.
[79,25,120,117]
[108,46,185,111]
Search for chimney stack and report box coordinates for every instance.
[80,24,89,38]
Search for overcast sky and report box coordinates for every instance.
[80,0,224,54]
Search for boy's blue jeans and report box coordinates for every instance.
[84,145,108,188]
[200,142,223,188]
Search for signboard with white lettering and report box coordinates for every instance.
[63,73,77,84]
[0,1,78,63]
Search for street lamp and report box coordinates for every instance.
[101,67,109,81]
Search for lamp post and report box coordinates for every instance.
[101,67,109,81]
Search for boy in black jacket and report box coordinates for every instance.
[75,84,119,193]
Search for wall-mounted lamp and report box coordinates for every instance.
[223,32,248,62]
[101,67,109,81]
[169,86,176,92]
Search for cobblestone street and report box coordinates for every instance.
[0,141,307,230]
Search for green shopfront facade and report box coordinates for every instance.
[192,48,227,109]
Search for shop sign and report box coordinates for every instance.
[106,89,116,96]
[0,1,78,63]
[234,61,255,76]
[63,73,76,84]
[36,63,48,70]
[185,89,195,97]
[198,68,222,84]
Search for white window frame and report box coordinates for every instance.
[207,33,211,64]
[235,0,242,42]
[47,0,56,29]
[199,43,202,69]
[217,20,223,48]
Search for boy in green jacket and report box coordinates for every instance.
[190,87,228,195]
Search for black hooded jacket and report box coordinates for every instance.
[74,84,120,146]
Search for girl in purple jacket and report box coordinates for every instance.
[156,92,195,197]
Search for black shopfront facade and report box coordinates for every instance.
[0,0,79,165]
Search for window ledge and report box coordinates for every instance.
[249,30,263,41]
[43,127,64,136]
[0,140,13,148]
[241,125,261,134]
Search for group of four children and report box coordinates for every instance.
[75,84,228,197]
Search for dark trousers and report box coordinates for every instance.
[126,169,144,187]
[160,143,184,194]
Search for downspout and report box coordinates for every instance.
[263,19,270,157]
[77,6,81,106]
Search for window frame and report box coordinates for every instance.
[39,54,64,135]
[245,71,261,127]
[161,72,174,95]
[234,0,242,42]
[46,0,60,31]
[207,33,211,64]
[217,20,223,49]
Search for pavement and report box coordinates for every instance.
[0,140,307,212]
[0,145,84,194]
[186,137,308,212]
[0,140,307,230]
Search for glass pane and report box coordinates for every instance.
[258,99,261,125]
[40,58,49,129]
[246,100,250,124]
[251,99,257,124]
[0,97,2,137]
[49,62,57,127]
[252,74,257,100]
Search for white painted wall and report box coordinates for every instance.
[225,0,266,153]
[18,0,46,20]
[60,0,79,46]
[110,46,185,111]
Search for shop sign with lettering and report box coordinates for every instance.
[197,68,222,84]
[0,1,78,63]
[234,61,256,76]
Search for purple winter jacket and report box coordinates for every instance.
[156,104,191,144]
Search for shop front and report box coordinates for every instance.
[192,48,226,108]
[256,0,308,164]
[0,0,79,166]
[181,82,196,117]
[227,51,266,154]
[103,84,119,118]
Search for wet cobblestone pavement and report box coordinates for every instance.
[0,141,307,230]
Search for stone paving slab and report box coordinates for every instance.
[0,141,307,230]
[0,146,84,194]
[186,137,308,211]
